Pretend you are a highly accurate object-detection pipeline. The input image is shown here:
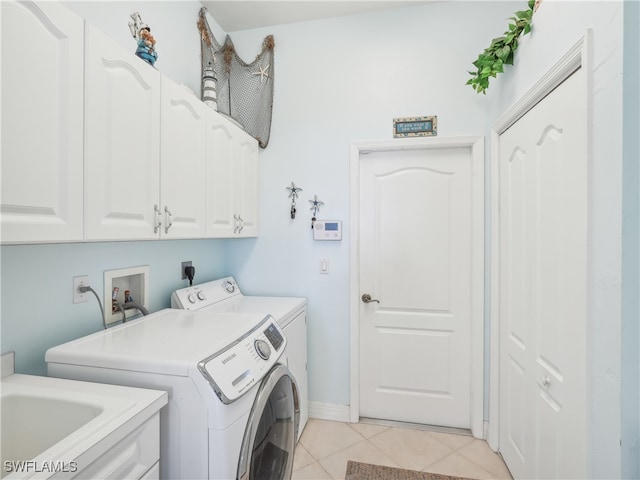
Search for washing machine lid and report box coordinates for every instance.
[45,309,273,377]
[201,296,305,327]
[171,276,306,326]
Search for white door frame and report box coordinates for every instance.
[487,31,592,450]
[349,136,485,438]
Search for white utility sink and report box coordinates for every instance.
[1,394,103,472]
[0,373,167,479]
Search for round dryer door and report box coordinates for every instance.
[237,364,299,480]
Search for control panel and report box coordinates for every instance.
[171,277,241,311]
[313,220,342,241]
[198,315,286,404]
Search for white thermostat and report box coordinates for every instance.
[313,220,342,241]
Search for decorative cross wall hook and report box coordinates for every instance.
[309,195,325,229]
[286,182,302,219]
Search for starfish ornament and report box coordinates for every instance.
[286,182,302,201]
[309,195,325,228]
[309,195,325,217]
[287,182,302,219]
[252,64,270,84]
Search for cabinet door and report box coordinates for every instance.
[84,24,161,241]
[160,76,207,238]
[234,131,259,237]
[71,413,160,480]
[1,1,84,244]
[206,110,236,237]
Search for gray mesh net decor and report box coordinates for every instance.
[198,8,274,148]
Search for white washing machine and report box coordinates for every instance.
[171,276,308,440]
[46,308,298,480]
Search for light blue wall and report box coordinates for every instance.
[1,1,636,476]
[621,1,640,477]
[0,240,228,375]
[223,1,520,407]
[226,0,635,475]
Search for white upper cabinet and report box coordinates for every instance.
[160,76,207,239]
[206,110,236,237]
[206,111,259,237]
[1,1,84,244]
[234,130,259,237]
[2,2,258,243]
[84,24,161,241]
[85,26,212,241]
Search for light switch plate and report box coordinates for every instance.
[320,258,329,274]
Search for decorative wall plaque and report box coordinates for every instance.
[393,116,437,138]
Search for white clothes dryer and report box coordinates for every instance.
[171,276,308,440]
[46,309,298,480]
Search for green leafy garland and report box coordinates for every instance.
[467,0,536,94]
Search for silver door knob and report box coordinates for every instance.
[361,294,380,304]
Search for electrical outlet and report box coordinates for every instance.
[73,275,90,304]
[181,261,192,280]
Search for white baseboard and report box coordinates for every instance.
[308,401,351,423]
[486,420,499,451]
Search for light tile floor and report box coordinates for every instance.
[293,419,513,480]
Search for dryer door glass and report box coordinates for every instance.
[238,364,297,480]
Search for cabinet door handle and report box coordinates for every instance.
[233,215,245,233]
[153,204,162,233]
[164,206,173,234]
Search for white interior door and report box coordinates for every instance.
[358,141,482,429]
[498,67,587,479]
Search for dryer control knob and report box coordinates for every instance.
[187,293,196,304]
[254,339,271,360]
[197,291,206,301]
[222,280,235,293]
